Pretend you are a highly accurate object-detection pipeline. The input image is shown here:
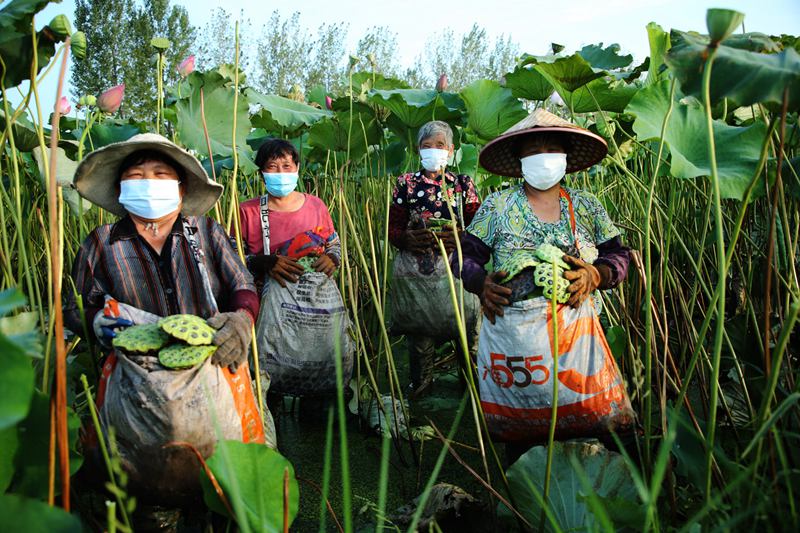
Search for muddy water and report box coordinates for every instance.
[272,354,506,532]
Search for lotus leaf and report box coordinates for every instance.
[200,440,299,532]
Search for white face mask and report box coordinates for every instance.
[119,179,181,219]
[520,153,567,190]
[419,148,450,172]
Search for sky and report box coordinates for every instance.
[4,0,800,108]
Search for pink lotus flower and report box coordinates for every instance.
[325,95,333,110]
[56,96,71,115]
[436,74,448,92]
[97,84,125,113]
[177,55,195,78]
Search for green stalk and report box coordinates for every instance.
[375,433,391,531]
[540,260,560,531]
[700,42,727,503]
[333,319,352,532]
[318,407,334,533]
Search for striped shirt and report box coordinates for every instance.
[65,215,258,337]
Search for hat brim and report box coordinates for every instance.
[74,138,222,217]
[479,126,608,178]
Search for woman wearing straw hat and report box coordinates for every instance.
[65,133,271,511]
[452,109,634,462]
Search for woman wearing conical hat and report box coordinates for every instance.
[452,109,634,462]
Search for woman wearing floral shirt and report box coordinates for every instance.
[389,120,482,398]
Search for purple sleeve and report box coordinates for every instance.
[594,236,631,289]
[451,231,492,295]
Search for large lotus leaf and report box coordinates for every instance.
[0,426,18,491]
[246,89,331,137]
[578,43,633,70]
[459,80,527,143]
[646,22,671,86]
[70,120,145,150]
[0,309,40,359]
[666,30,800,110]
[307,103,383,161]
[454,143,478,175]
[30,145,92,215]
[564,77,639,113]
[501,441,638,532]
[503,64,553,101]
[175,75,250,158]
[351,71,411,92]
[0,110,40,151]
[201,440,299,532]
[534,54,606,93]
[0,290,34,431]
[0,0,62,87]
[368,89,464,130]
[10,391,82,499]
[0,493,81,532]
[627,80,768,200]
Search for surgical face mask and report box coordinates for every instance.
[262,172,299,197]
[419,148,450,172]
[520,153,567,190]
[119,179,181,219]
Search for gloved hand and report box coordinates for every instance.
[481,271,512,324]
[438,224,462,255]
[207,310,253,372]
[562,255,604,308]
[93,296,161,348]
[400,228,435,254]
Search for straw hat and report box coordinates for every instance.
[479,109,608,177]
[74,133,223,217]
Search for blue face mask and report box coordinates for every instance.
[118,179,181,219]
[262,172,298,197]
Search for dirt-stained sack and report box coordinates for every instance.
[96,352,265,504]
[389,250,479,341]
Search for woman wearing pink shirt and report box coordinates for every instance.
[238,138,350,397]
[239,139,340,284]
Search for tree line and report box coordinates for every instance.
[72,0,520,121]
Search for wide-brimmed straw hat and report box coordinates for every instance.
[479,109,608,177]
[74,133,222,217]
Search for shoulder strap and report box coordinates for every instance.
[181,217,219,315]
[259,195,270,255]
[559,187,579,249]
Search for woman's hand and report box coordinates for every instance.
[481,271,512,324]
[269,255,305,287]
[314,254,337,277]
[401,228,435,253]
[562,255,601,308]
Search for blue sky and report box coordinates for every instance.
[5,0,800,108]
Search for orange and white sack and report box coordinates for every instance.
[477,297,634,443]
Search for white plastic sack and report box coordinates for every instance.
[477,297,634,443]
[256,272,353,396]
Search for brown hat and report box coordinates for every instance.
[74,133,223,217]
[479,109,608,177]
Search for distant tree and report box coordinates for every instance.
[194,8,254,77]
[255,11,310,95]
[72,0,195,121]
[305,21,348,92]
[355,26,400,77]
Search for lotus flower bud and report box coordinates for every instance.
[71,31,87,60]
[56,96,71,115]
[177,55,195,78]
[48,15,72,40]
[436,74,448,93]
[97,84,125,114]
[325,95,333,110]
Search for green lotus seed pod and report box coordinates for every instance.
[150,37,171,51]
[159,314,216,345]
[48,15,72,40]
[112,324,170,354]
[71,31,87,60]
[159,343,217,369]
